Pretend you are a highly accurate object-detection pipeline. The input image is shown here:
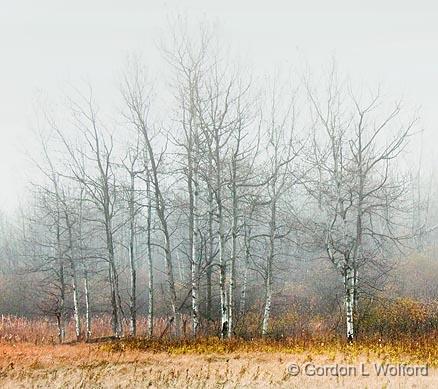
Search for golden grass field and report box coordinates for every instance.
[1,313,437,388]
[0,337,437,388]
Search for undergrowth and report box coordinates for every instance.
[98,333,438,367]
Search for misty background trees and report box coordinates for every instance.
[0,23,437,342]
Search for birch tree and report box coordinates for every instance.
[55,90,124,337]
[304,69,416,341]
[122,62,181,336]
[200,67,244,339]
[121,144,144,337]
[163,28,210,335]
[260,82,300,337]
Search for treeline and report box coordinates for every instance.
[0,23,435,343]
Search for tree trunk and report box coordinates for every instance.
[163,233,179,336]
[239,219,251,317]
[128,172,137,337]
[71,264,81,340]
[214,133,228,339]
[219,206,228,339]
[66,213,81,341]
[108,264,119,336]
[129,243,136,337]
[239,263,248,317]
[353,267,359,319]
[206,171,214,321]
[344,267,355,342]
[56,213,66,343]
[262,184,276,337]
[142,125,179,337]
[58,260,66,343]
[105,202,122,337]
[84,269,91,341]
[261,271,272,337]
[146,176,154,338]
[190,165,200,336]
[228,159,238,338]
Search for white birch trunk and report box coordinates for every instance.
[71,265,81,340]
[128,172,137,337]
[79,187,90,342]
[262,180,276,337]
[239,261,249,317]
[228,157,238,338]
[58,259,66,343]
[136,108,178,337]
[219,204,228,339]
[106,219,122,337]
[215,155,228,339]
[262,242,274,337]
[65,212,81,341]
[56,208,66,343]
[146,176,154,338]
[345,267,355,341]
[261,274,272,336]
[239,218,252,317]
[190,166,200,335]
[206,165,214,321]
[84,270,91,341]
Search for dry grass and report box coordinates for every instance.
[0,340,436,388]
[100,334,438,367]
[0,314,198,343]
[2,297,436,344]
[1,311,437,387]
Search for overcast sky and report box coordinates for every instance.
[1,0,437,212]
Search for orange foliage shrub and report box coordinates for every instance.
[359,297,438,338]
[1,297,437,345]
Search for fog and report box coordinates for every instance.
[0,1,437,353]
[1,1,438,212]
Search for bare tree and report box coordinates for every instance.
[54,89,124,337]
[163,28,210,335]
[122,62,181,336]
[259,82,299,337]
[121,142,144,337]
[304,68,416,341]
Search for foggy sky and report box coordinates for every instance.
[1,0,437,213]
